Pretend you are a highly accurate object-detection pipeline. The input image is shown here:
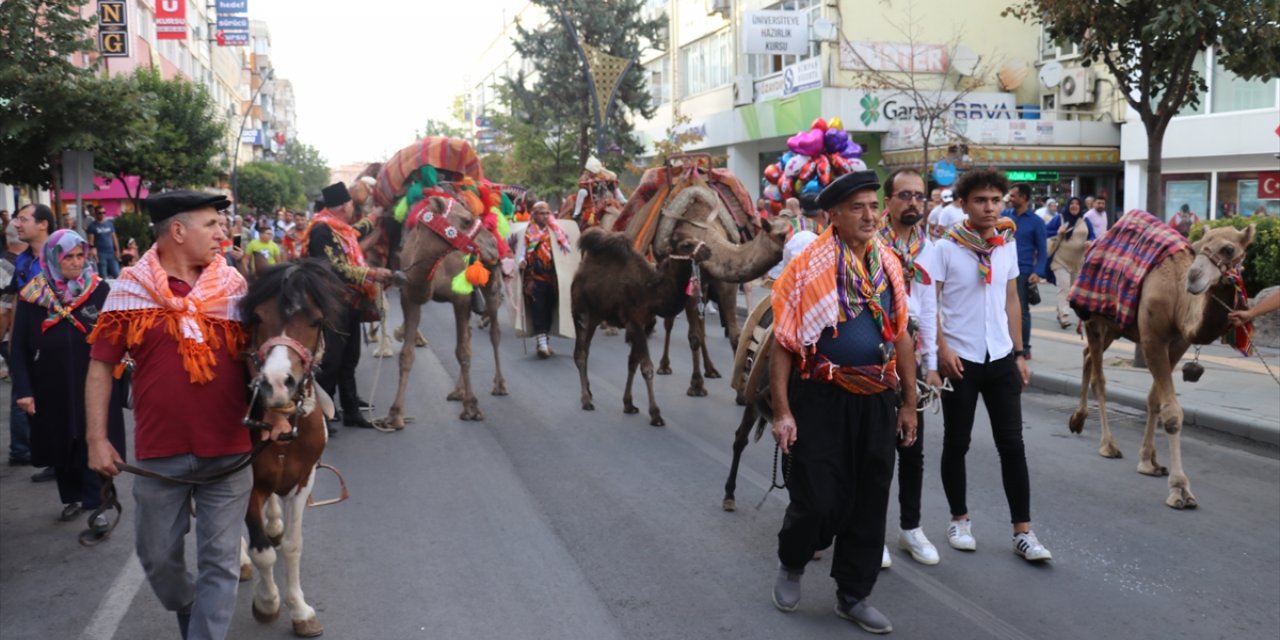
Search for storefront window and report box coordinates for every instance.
[1163,177,1210,222]
[1221,171,1280,218]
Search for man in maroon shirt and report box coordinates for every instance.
[86,191,290,640]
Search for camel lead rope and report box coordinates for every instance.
[755,442,792,510]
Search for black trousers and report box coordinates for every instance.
[527,280,556,334]
[895,408,925,530]
[939,353,1031,523]
[1015,273,1032,354]
[317,307,363,413]
[777,379,898,601]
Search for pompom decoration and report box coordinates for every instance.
[465,260,490,286]
[451,269,474,295]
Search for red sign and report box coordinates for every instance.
[1260,172,1280,199]
[155,0,187,40]
[275,132,286,145]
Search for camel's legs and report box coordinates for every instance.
[1138,337,1195,508]
[627,322,665,426]
[723,404,759,511]
[385,296,420,429]
[452,299,482,420]
[1087,325,1122,459]
[657,315,676,375]
[486,285,508,396]
[573,315,599,411]
[1069,340,1093,433]
[622,328,641,415]
[685,303,708,397]
[281,474,321,636]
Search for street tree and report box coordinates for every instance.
[278,140,330,200]
[416,119,468,140]
[485,99,580,206]
[235,160,304,213]
[1005,0,1280,214]
[506,0,665,182]
[625,109,721,175]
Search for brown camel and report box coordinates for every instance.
[572,228,712,427]
[378,194,502,428]
[1069,224,1255,509]
[620,181,787,397]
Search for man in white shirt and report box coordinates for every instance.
[879,168,943,568]
[933,168,1052,564]
[927,189,965,239]
[1083,196,1109,237]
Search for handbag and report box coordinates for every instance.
[1026,283,1042,306]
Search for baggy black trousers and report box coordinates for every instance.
[777,378,898,600]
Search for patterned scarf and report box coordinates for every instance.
[836,236,893,341]
[773,229,909,369]
[19,273,100,333]
[87,246,246,383]
[42,229,96,302]
[524,218,571,255]
[307,209,367,267]
[1225,271,1254,356]
[946,218,1016,284]
[879,224,932,293]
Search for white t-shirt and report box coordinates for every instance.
[934,237,1020,363]
[929,204,966,231]
[768,230,819,280]
[1083,209,1108,236]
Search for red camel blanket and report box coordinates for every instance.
[1069,209,1189,330]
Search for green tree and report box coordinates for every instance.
[505,0,664,183]
[416,118,468,140]
[1005,0,1280,214]
[0,0,103,194]
[95,68,226,213]
[485,92,581,204]
[236,160,304,213]
[624,109,722,175]
[278,140,330,200]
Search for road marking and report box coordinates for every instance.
[80,553,145,640]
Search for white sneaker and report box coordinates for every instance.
[1013,531,1052,562]
[947,519,976,551]
[881,545,891,569]
[898,528,940,565]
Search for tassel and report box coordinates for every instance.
[451,268,474,295]
[500,192,514,217]
[393,197,409,223]
[421,165,438,187]
[496,212,510,239]
[406,181,424,207]
[465,260,490,287]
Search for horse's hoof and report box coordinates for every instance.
[722,498,736,512]
[446,391,463,402]
[583,402,595,411]
[239,564,254,582]
[657,366,672,375]
[292,617,324,638]
[687,387,708,397]
[623,405,639,414]
[650,416,666,427]
[252,602,281,624]
[1068,412,1085,434]
[705,369,721,379]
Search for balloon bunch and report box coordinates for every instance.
[761,117,868,210]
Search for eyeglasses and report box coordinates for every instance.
[893,191,928,202]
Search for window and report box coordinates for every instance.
[1038,24,1079,60]
[646,56,671,105]
[747,0,820,78]
[1211,58,1276,113]
[680,29,731,97]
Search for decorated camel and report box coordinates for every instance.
[572,228,712,427]
[613,154,787,397]
[1067,210,1256,509]
[369,137,509,427]
[559,156,627,231]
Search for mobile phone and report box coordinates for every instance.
[233,236,242,248]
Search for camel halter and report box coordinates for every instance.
[667,241,708,318]
[1197,245,1245,285]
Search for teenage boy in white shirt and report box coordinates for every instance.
[933,168,1052,563]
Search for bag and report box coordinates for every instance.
[1026,283,1042,306]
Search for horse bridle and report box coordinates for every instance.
[1197,245,1245,285]
[242,327,326,432]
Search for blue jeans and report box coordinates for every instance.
[97,252,121,278]
[8,396,31,461]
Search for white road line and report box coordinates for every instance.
[80,553,145,640]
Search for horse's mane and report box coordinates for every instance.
[240,259,346,331]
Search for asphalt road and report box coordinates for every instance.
[1,302,1277,640]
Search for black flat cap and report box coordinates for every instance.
[321,182,351,209]
[816,170,881,211]
[144,191,230,224]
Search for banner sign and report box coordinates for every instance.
[241,129,263,145]
[1259,172,1280,199]
[742,10,809,56]
[840,40,949,73]
[755,57,822,102]
[217,30,250,46]
[155,0,187,40]
[217,15,250,30]
[216,0,248,12]
[97,1,129,58]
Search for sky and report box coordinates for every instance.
[248,0,526,167]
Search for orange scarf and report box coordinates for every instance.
[306,209,367,267]
[87,247,247,384]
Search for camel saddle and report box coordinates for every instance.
[1069,209,1190,330]
[373,137,485,209]
[613,154,756,256]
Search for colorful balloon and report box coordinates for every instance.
[829,117,844,130]
[763,184,782,201]
[810,118,829,131]
[824,129,850,154]
[802,178,821,194]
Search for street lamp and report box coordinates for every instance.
[229,68,273,213]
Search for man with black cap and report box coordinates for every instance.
[769,170,917,634]
[305,182,392,429]
[85,190,293,640]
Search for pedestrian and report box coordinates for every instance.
[516,201,572,357]
[756,198,772,219]
[120,237,139,267]
[1044,196,1096,328]
[282,218,306,262]
[304,182,392,429]
[85,206,122,278]
[927,189,965,239]
[1170,204,1199,237]
[5,203,54,472]
[10,230,124,527]
[766,194,827,282]
[934,168,1053,564]
[245,219,282,274]
[85,190,293,640]
[1084,196,1109,236]
[878,168,943,568]
[1035,198,1058,223]
[769,170,917,634]
[1001,183,1047,359]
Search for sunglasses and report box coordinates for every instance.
[892,191,928,202]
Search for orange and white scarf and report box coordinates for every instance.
[307,209,367,267]
[87,247,247,384]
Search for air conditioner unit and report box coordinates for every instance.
[706,0,731,19]
[1059,68,1096,105]
[733,74,753,106]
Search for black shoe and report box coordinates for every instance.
[59,502,83,522]
[31,467,57,483]
[357,398,372,409]
[835,593,893,634]
[8,455,31,466]
[343,414,376,429]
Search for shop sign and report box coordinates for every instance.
[1259,171,1280,199]
[216,0,248,12]
[1006,170,1061,182]
[217,30,250,46]
[932,160,958,186]
[241,129,262,145]
[155,0,187,40]
[782,57,822,97]
[217,15,250,31]
[98,1,129,58]
[742,10,808,56]
[840,40,949,73]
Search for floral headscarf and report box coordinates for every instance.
[41,229,96,303]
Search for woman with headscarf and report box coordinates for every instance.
[10,230,125,525]
[1042,196,1096,328]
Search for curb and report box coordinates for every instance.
[1030,370,1279,447]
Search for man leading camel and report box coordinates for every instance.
[517,201,571,358]
[769,170,917,634]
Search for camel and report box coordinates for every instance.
[1068,222,1256,509]
[572,228,712,427]
[618,166,787,397]
[722,293,777,511]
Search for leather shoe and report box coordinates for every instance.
[357,398,372,409]
[31,467,57,483]
[59,502,83,522]
[343,415,376,429]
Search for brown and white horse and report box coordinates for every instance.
[236,260,344,637]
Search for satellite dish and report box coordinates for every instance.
[1039,61,1065,88]
[952,45,981,76]
[999,58,1030,90]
